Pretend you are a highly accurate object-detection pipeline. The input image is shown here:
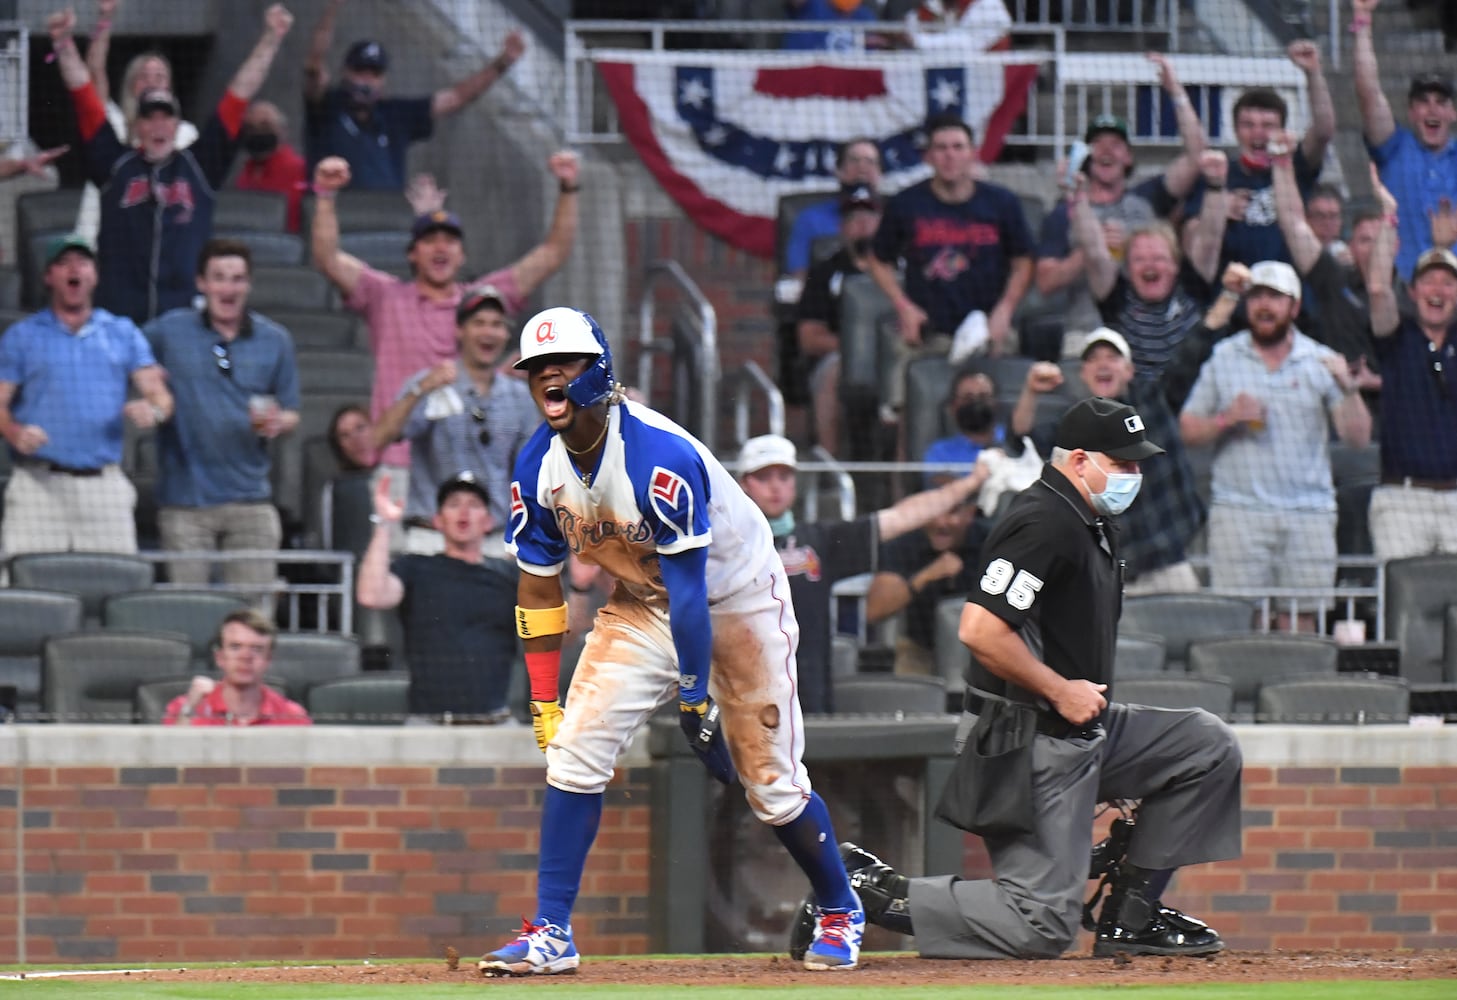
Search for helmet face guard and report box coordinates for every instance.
[516,307,615,407]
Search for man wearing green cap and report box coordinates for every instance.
[0,235,172,554]
[1035,53,1208,349]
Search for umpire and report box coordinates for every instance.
[822,396,1242,960]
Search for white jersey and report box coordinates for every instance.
[507,400,779,602]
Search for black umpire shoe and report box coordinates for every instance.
[1094,865,1224,958]
[787,842,915,960]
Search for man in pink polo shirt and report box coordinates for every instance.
[309,151,580,483]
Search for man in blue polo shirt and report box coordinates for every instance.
[0,235,173,554]
[1366,241,1457,561]
[302,0,525,190]
[144,239,300,599]
[1352,0,1457,281]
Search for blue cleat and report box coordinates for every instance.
[478,919,580,976]
[803,895,865,971]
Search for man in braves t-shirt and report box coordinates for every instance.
[1180,42,1336,271]
[869,115,1034,357]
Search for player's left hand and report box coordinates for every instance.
[679,696,736,785]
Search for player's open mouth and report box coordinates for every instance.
[543,385,569,419]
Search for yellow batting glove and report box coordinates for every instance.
[529,700,563,753]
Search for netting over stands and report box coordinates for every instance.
[0,0,1454,723]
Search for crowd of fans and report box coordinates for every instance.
[1,0,1454,720]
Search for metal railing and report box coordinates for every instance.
[729,359,786,447]
[636,259,719,450]
[138,549,356,635]
[0,23,28,145]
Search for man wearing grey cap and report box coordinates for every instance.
[1179,260,1371,629]
[371,282,538,557]
[793,395,1241,962]
[1352,0,1457,280]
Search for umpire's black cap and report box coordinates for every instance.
[436,471,490,510]
[1056,397,1164,461]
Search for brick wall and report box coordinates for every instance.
[0,746,652,964]
[1,727,1454,963]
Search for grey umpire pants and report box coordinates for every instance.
[909,701,1242,959]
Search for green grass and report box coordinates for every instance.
[2,979,1454,999]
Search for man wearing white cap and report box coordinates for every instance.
[1178,261,1371,628]
[737,433,992,712]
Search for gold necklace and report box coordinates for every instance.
[562,411,610,456]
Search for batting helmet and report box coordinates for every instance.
[515,307,615,408]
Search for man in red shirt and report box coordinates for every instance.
[236,100,308,232]
[164,610,310,725]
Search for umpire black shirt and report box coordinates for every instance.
[964,464,1122,706]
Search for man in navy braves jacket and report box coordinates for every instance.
[47,5,294,324]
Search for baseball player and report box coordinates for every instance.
[478,308,863,975]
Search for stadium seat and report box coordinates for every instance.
[296,349,374,394]
[1383,555,1457,686]
[904,357,955,467]
[1119,593,1254,669]
[301,190,414,239]
[1115,630,1167,675]
[1256,674,1410,725]
[834,674,947,715]
[1446,606,1457,684]
[1114,675,1234,719]
[246,266,333,311]
[15,189,83,240]
[133,676,291,724]
[216,230,304,267]
[321,471,375,558]
[774,189,835,277]
[0,589,85,716]
[41,630,192,723]
[8,552,155,626]
[339,231,408,270]
[1187,634,1339,716]
[0,266,21,310]
[213,189,289,233]
[933,595,971,691]
[307,673,410,724]
[268,632,363,703]
[266,310,359,351]
[101,590,251,670]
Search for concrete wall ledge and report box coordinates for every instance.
[1,721,1450,767]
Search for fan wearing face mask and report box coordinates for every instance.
[920,370,1005,480]
[236,101,307,233]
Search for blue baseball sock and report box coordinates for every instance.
[1145,867,1174,901]
[773,792,857,912]
[535,786,603,929]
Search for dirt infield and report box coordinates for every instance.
[26,949,1457,986]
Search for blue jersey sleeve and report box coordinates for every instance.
[507,427,568,572]
[622,420,713,555]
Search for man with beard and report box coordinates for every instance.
[1010,312,1236,593]
[357,472,520,722]
[303,0,525,189]
[1072,151,1225,380]
[1036,54,1207,343]
[1179,261,1370,630]
[1180,42,1335,272]
[0,235,172,555]
[797,183,882,453]
[371,283,538,557]
[784,138,883,280]
[48,4,294,323]
[1365,222,1457,560]
[145,239,300,601]
[310,152,578,509]
[1352,0,1457,281]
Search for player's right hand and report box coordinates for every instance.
[313,156,351,193]
[529,700,562,752]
